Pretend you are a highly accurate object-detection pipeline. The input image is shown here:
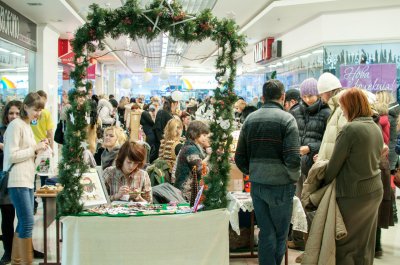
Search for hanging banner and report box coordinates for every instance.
[339,63,397,92]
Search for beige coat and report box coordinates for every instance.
[317,90,347,161]
[301,160,347,265]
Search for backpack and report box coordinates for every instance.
[146,158,171,187]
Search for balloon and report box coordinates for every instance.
[171,90,183,101]
[144,72,153,82]
[159,68,169,80]
[121,78,132,89]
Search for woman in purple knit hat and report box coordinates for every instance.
[288,78,331,263]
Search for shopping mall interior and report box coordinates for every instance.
[0,0,400,264]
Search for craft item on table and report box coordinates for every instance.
[190,165,199,207]
[84,202,190,216]
[36,184,63,194]
[35,147,53,176]
[192,185,204,213]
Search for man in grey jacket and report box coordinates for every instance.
[235,79,300,265]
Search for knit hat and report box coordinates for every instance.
[299,78,318,97]
[317,73,342,94]
[285,89,301,102]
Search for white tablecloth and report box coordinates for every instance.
[227,192,308,235]
[61,209,230,265]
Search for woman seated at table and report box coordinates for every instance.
[101,126,127,170]
[103,141,152,203]
[174,120,210,201]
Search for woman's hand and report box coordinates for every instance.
[35,139,49,153]
[300,146,310,155]
[115,185,130,200]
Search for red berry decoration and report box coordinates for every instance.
[88,28,96,40]
[123,17,132,25]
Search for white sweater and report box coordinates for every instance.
[3,118,37,189]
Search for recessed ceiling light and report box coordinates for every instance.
[27,3,43,6]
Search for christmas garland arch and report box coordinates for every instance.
[57,0,246,216]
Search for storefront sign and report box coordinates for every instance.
[0,2,37,51]
[254,37,274,63]
[340,63,397,92]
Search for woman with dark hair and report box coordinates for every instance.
[3,93,49,264]
[174,121,210,201]
[102,141,152,202]
[0,100,22,264]
[153,96,178,158]
[323,87,383,264]
[180,111,191,137]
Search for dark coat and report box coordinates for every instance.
[291,99,331,175]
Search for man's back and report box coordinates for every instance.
[235,101,301,185]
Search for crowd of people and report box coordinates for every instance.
[235,73,400,265]
[0,73,400,264]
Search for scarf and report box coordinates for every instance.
[101,146,120,170]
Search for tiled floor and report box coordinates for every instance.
[0,195,399,264]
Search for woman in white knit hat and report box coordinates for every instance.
[315,72,346,161]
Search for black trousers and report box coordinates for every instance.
[0,204,15,257]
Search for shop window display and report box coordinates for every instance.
[0,39,35,103]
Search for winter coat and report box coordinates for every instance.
[388,103,400,170]
[291,99,331,175]
[317,90,347,161]
[97,99,115,126]
[379,115,390,145]
[301,160,347,265]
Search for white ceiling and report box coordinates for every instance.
[3,0,400,75]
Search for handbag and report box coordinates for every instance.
[54,120,65,145]
[394,168,400,188]
[0,164,15,200]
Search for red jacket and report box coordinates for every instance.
[379,115,390,145]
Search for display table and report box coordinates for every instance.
[35,192,61,265]
[227,192,308,235]
[61,209,230,265]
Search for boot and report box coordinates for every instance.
[17,238,33,265]
[295,233,309,263]
[11,234,21,265]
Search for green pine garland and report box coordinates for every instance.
[57,0,247,215]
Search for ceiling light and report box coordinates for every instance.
[27,3,43,6]
[160,33,169,68]
[312,49,323,54]
[0,48,10,53]
[10,52,23,57]
[0,68,16,72]
[290,57,299,62]
[276,62,283,66]
[283,60,290,64]
[300,53,311,59]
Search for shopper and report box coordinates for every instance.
[373,93,395,257]
[154,96,178,158]
[159,119,184,178]
[180,111,191,137]
[103,141,152,202]
[288,78,331,262]
[323,87,383,264]
[97,98,116,127]
[30,90,55,186]
[3,92,48,265]
[0,100,22,265]
[101,126,127,170]
[284,89,301,112]
[316,72,346,161]
[174,121,210,201]
[235,80,300,265]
